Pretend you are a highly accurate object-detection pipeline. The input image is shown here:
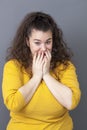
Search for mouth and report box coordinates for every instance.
[44,53,46,56]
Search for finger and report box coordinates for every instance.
[45,51,50,60]
[39,52,44,62]
[41,57,45,66]
[33,52,37,63]
[36,51,41,61]
[47,50,51,59]
[44,56,48,64]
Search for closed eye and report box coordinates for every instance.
[34,42,41,45]
[45,41,52,44]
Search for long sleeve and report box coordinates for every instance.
[60,62,81,110]
[2,60,26,112]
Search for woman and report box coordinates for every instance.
[2,11,81,130]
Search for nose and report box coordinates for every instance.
[41,44,46,51]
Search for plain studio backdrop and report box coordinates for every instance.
[0,0,87,130]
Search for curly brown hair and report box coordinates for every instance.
[6,11,73,70]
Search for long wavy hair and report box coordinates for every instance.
[6,11,73,72]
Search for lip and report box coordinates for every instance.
[44,53,46,56]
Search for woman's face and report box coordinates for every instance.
[26,29,53,56]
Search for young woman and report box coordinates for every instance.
[2,11,81,130]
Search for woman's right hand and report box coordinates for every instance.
[32,52,44,80]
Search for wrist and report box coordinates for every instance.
[43,72,50,80]
[33,74,42,81]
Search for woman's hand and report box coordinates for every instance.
[32,52,44,80]
[43,50,51,77]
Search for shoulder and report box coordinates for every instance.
[59,61,77,80]
[52,61,76,79]
[3,59,22,73]
[3,59,31,78]
[56,61,76,72]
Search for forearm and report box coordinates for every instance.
[19,75,41,103]
[43,73,72,110]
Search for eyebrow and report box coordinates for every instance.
[34,38,52,41]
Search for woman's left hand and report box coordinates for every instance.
[43,50,51,77]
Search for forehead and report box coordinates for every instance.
[30,29,52,40]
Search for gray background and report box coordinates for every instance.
[0,0,87,130]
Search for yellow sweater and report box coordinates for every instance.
[2,60,81,130]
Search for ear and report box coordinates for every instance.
[26,37,30,47]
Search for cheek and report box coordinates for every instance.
[47,44,52,51]
[30,45,40,54]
